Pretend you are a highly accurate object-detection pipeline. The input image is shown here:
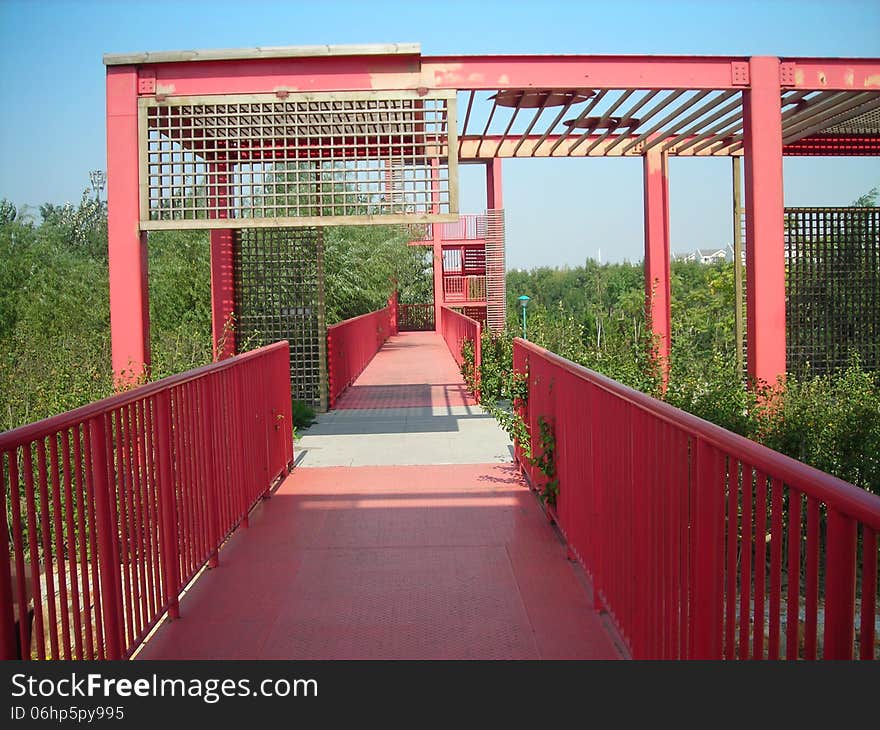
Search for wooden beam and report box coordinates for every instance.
[105,43,421,66]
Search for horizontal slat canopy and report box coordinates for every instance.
[456,87,880,158]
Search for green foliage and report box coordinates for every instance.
[0,183,432,431]
[38,189,108,261]
[292,399,317,430]
[3,179,878,505]
[852,186,878,208]
[532,416,558,507]
[761,357,880,495]
[459,339,479,396]
[0,204,112,428]
[324,225,431,323]
[664,350,767,439]
[671,261,738,361]
[0,200,18,225]
[147,229,213,379]
[483,395,531,463]
[0,186,215,429]
[476,328,514,403]
[478,335,531,462]
[504,246,880,497]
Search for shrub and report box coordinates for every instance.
[762,357,880,496]
[459,339,479,397]
[477,328,514,403]
[292,399,317,429]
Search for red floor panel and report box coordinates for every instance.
[137,464,621,660]
[336,332,475,409]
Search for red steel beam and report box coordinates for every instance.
[783,134,880,155]
[107,66,150,384]
[783,58,880,90]
[422,55,743,91]
[142,54,743,98]
[132,54,880,99]
[459,134,724,158]
[145,54,423,96]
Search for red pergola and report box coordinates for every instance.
[105,44,880,386]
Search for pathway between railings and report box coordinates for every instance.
[137,332,621,659]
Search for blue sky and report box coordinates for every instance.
[0,0,878,266]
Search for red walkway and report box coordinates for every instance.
[137,332,622,660]
[335,331,475,409]
[137,465,620,659]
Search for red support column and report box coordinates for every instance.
[486,158,503,210]
[743,56,787,386]
[642,145,672,376]
[107,66,149,384]
[388,289,399,336]
[210,230,236,360]
[431,159,444,332]
[209,160,235,360]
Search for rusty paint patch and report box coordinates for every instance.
[866,74,880,88]
[272,85,300,94]
[368,71,421,89]
[795,68,805,86]
[426,62,464,86]
[844,70,855,87]
[368,58,421,90]
[818,72,827,86]
[155,82,176,95]
[644,150,663,173]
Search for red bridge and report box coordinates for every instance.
[1,44,879,661]
[3,313,879,660]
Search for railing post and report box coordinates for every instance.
[89,414,124,658]
[823,509,856,659]
[202,378,221,568]
[474,321,482,402]
[0,462,17,660]
[154,391,181,619]
[234,366,249,528]
[589,382,605,614]
[280,342,294,471]
[260,355,272,497]
[691,438,724,659]
[326,331,336,410]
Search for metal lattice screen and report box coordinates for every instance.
[785,207,880,375]
[139,91,458,229]
[234,227,327,411]
[485,209,506,333]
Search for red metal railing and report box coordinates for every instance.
[0,342,293,660]
[438,214,487,241]
[326,306,393,408]
[440,306,481,399]
[514,338,880,660]
[398,303,435,332]
[407,215,488,245]
[443,275,487,303]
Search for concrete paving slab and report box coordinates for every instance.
[297,333,512,466]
